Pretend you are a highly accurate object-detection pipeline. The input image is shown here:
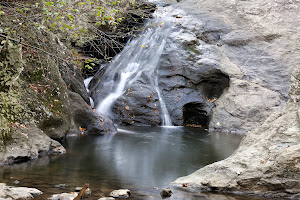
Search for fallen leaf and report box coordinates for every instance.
[79,126,86,131]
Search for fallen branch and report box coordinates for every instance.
[74,183,90,200]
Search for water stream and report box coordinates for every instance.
[93,4,174,126]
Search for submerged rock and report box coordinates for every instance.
[109,189,130,198]
[55,184,67,189]
[48,192,78,200]
[98,197,115,200]
[0,183,42,199]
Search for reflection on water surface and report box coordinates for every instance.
[0,126,268,199]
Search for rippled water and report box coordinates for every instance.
[0,127,269,199]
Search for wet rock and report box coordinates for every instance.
[112,83,162,126]
[68,91,117,135]
[109,189,130,198]
[48,192,78,200]
[0,183,42,199]
[90,7,230,127]
[160,187,173,198]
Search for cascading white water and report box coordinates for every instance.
[84,77,95,107]
[95,5,174,126]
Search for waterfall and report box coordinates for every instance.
[95,6,173,126]
[84,77,95,108]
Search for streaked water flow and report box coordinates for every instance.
[95,6,173,126]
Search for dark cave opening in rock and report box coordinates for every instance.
[183,102,208,128]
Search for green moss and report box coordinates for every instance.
[188,45,201,55]
[0,40,24,144]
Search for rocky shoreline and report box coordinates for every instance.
[172,0,300,198]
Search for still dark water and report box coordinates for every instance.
[0,126,269,199]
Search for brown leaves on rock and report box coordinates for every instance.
[29,83,50,95]
[79,126,86,132]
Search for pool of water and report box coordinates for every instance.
[0,126,269,199]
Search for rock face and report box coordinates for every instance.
[172,66,300,198]
[91,0,297,131]
[172,0,299,132]
[172,0,300,197]
[91,5,230,127]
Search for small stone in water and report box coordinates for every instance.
[110,189,130,198]
[54,184,67,188]
[48,192,78,200]
[14,180,20,184]
[160,187,173,197]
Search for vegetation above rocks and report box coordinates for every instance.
[0,0,155,144]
